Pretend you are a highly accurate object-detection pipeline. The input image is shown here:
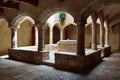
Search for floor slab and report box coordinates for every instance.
[0,52,120,80]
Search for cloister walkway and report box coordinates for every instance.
[0,51,120,80]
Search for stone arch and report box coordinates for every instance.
[111,20,120,28]
[10,14,36,48]
[109,14,120,27]
[64,23,77,40]
[0,18,11,55]
[44,22,50,44]
[96,17,105,47]
[53,23,61,30]
[47,20,60,29]
[38,4,77,26]
[53,23,60,43]
[46,11,75,30]
[11,14,35,28]
[64,23,76,29]
[44,22,51,31]
[79,0,120,20]
[37,4,77,52]
[85,15,98,50]
[0,17,9,26]
[85,15,93,48]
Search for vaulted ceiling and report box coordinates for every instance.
[0,0,65,13]
[0,0,120,27]
[0,0,38,12]
[96,3,120,27]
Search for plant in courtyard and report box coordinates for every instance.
[59,12,66,25]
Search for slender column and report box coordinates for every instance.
[104,22,109,47]
[60,29,64,40]
[99,23,104,47]
[49,27,53,44]
[91,23,97,50]
[104,28,109,47]
[76,19,86,56]
[118,24,120,49]
[11,28,18,48]
[37,24,44,51]
[35,27,38,46]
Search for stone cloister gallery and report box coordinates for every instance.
[0,0,120,80]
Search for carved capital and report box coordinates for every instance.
[10,27,18,31]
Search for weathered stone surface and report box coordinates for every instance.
[55,50,101,73]
[104,46,111,57]
[8,49,49,64]
[98,46,111,58]
[57,40,77,52]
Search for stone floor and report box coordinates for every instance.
[0,52,120,80]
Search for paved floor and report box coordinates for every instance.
[0,52,120,80]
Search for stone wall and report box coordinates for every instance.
[57,40,77,52]
[0,19,11,56]
[55,50,101,73]
[103,46,111,57]
[18,20,33,47]
[8,49,49,64]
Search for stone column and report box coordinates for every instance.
[99,23,104,47]
[76,19,86,56]
[91,23,97,50]
[104,28,109,47]
[118,24,120,49]
[49,27,53,44]
[104,22,109,47]
[60,29,64,40]
[11,28,18,48]
[37,24,44,51]
[35,27,38,46]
